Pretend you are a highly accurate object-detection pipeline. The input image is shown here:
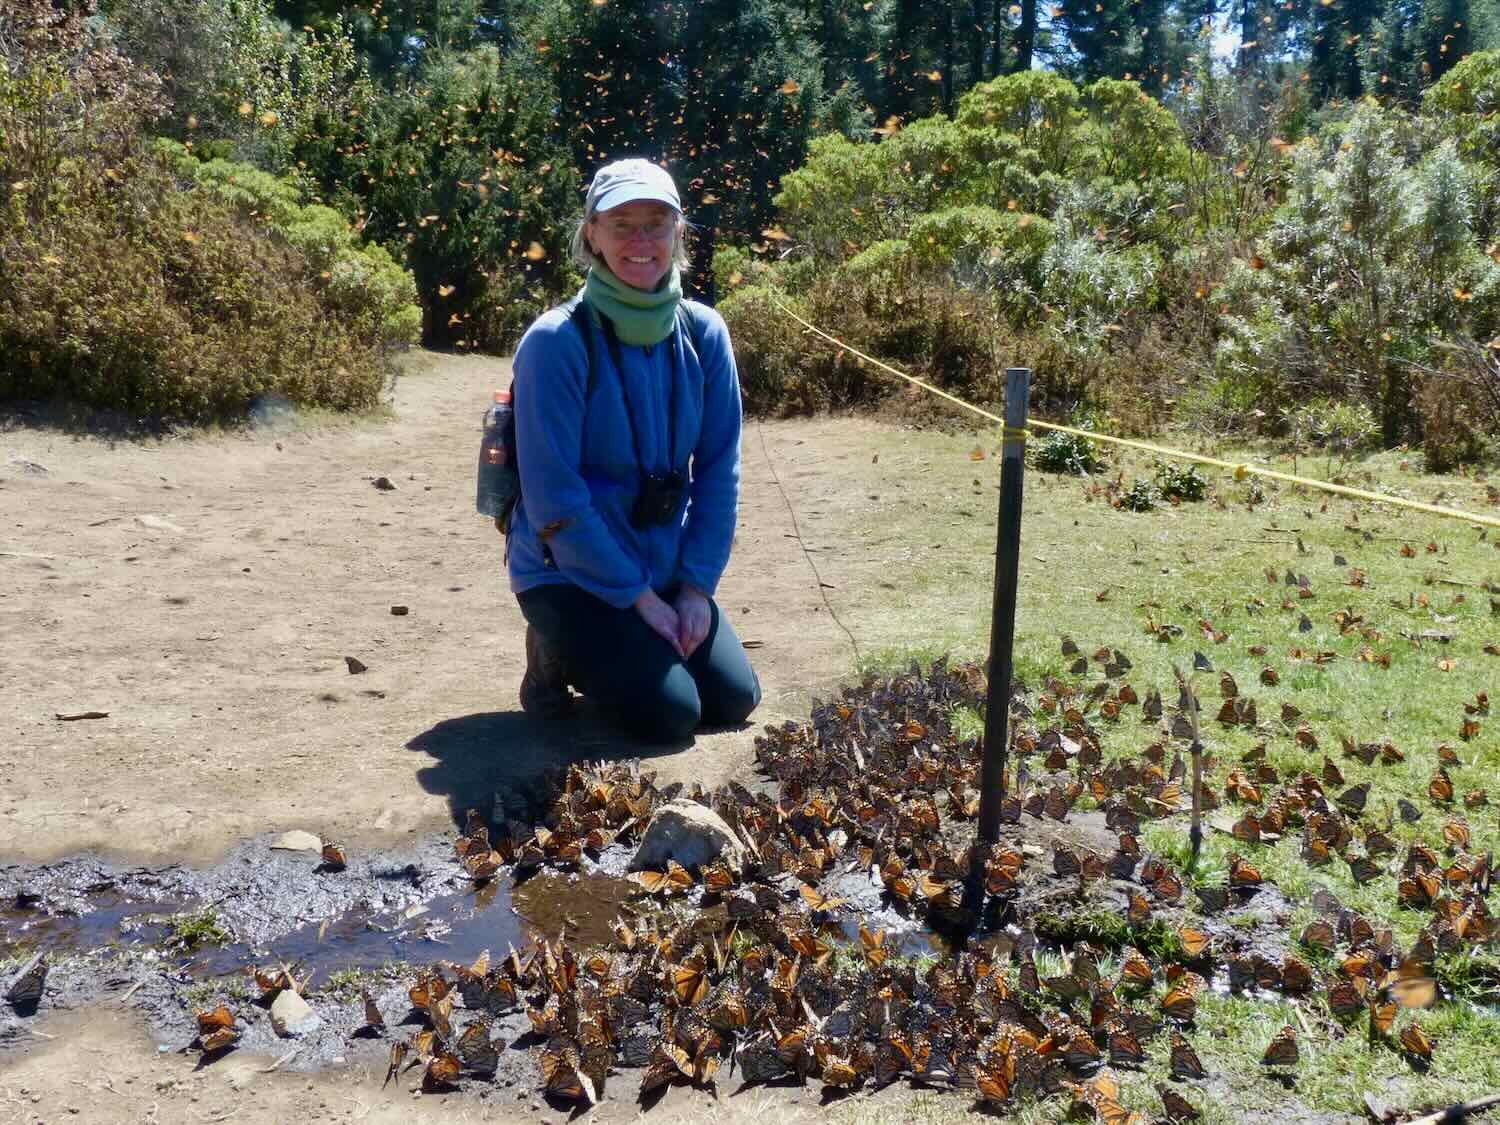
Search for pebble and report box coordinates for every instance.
[269,830,322,853]
[372,476,397,491]
[389,605,409,616]
[270,990,321,1037]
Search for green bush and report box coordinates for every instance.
[1031,423,1108,475]
[1152,459,1208,502]
[0,18,406,424]
[1118,477,1160,512]
[159,140,421,348]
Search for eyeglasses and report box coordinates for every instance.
[595,218,676,241]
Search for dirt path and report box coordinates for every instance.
[0,352,886,866]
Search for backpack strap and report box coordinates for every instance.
[566,296,599,401]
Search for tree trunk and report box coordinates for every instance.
[1015,0,1035,71]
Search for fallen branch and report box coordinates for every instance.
[1405,1092,1500,1124]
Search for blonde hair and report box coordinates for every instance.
[569,212,691,274]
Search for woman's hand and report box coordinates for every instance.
[674,586,711,660]
[634,589,685,658]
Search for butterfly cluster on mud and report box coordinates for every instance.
[175,646,1491,1120]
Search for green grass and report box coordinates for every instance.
[162,909,231,953]
[816,426,1500,1120]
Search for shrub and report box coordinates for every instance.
[1117,477,1160,512]
[1153,459,1208,502]
[1031,423,1108,475]
[159,140,421,348]
[0,16,407,424]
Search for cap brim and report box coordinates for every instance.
[592,183,681,214]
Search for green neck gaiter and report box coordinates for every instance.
[583,262,682,347]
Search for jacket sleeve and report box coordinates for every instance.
[676,306,742,597]
[513,313,650,609]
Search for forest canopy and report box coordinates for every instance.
[2,0,1499,456]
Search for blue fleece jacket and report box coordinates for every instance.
[506,295,742,609]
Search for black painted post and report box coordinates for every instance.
[976,368,1031,847]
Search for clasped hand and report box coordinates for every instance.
[633,586,711,660]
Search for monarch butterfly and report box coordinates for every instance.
[631,860,695,896]
[541,1041,596,1102]
[1335,783,1370,814]
[1300,919,1336,951]
[1157,1082,1201,1121]
[383,1039,409,1086]
[1161,984,1198,1023]
[320,841,347,870]
[1178,926,1211,958]
[798,883,847,913]
[1119,949,1154,989]
[1261,1025,1298,1067]
[457,1021,499,1075]
[1327,979,1368,1016]
[1108,1025,1146,1067]
[1399,1021,1434,1061]
[1228,854,1263,887]
[1127,891,1153,927]
[1348,854,1384,886]
[1169,1031,1205,1079]
[1383,975,1436,1009]
[1442,818,1471,849]
[1281,955,1313,994]
[1430,769,1456,803]
[422,1049,462,1092]
[1369,1000,1397,1039]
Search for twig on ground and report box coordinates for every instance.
[118,978,147,1004]
[1402,1091,1500,1124]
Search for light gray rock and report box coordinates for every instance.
[269,830,322,853]
[270,989,321,1037]
[135,514,186,534]
[629,798,745,874]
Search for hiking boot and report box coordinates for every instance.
[519,624,572,719]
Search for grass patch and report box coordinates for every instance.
[813,423,1500,1120]
[162,909,230,953]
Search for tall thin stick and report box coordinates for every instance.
[1173,664,1204,863]
[975,369,1032,848]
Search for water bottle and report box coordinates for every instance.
[475,388,516,520]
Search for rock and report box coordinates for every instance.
[629,799,746,874]
[389,605,409,616]
[6,456,48,476]
[344,656,368,674]
[269,830,322,853]
[4,952,47,1006]
[135,514,186,534]
[372,476,397,491]
[270,990,321,1037]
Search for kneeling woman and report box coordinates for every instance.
[507,158,761,741]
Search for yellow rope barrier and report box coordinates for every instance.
[774,299,1500,533]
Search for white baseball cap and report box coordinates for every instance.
[584,158,681,217]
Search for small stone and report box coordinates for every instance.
[344,656,368,674]
[7,457,48,476]
[269,830,322,853]
[135,514,186,534]
[630,798,746,874]
[372,476,397,491]
[389,605,409,616]
[270,990,321,1037]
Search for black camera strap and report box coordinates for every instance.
[595,308,681,477]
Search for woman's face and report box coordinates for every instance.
[588,200,678,291]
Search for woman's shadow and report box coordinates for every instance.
[406,701,690,831]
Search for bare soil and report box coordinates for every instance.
[0,352,908,1123]
[0,352,885,866]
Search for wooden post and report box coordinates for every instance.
[976,368,1031,847]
